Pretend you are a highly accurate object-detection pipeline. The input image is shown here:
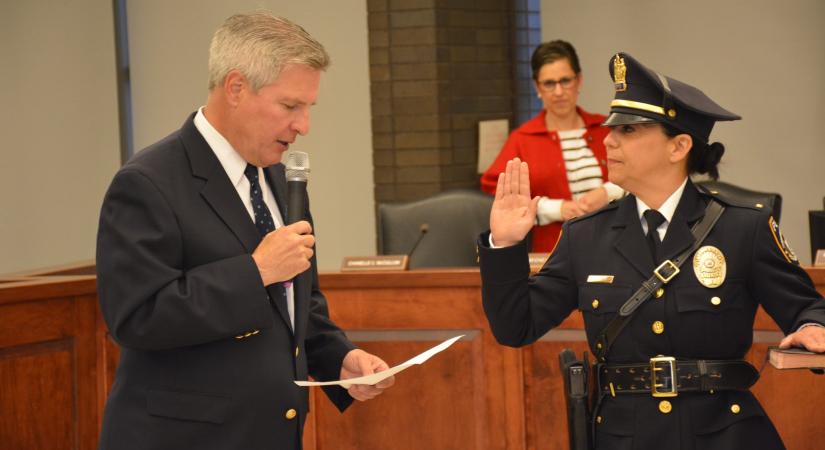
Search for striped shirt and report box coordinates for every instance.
[558,128,604,198]
[535,128,624,225]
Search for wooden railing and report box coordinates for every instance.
[1,265,823,450]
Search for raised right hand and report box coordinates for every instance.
[489,158,539,247]
[252,221,315,286]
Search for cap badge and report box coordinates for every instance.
[613,54,627,92]
[693,245,726,288]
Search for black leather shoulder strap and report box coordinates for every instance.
[594,200,725,361]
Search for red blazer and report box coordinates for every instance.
[481,107,610,252]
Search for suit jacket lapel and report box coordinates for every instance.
[265,283,293,334]
[263,163,299,334]
[183,115,294,332]
[264,164,289,222]
[182,115,260,253]
[612,195,655,278]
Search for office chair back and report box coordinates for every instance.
[696,180,783,223]
[810,210,825,262]
[377,190,493,268]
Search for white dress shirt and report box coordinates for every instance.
[635,178,688,241]
[193,107,295,329]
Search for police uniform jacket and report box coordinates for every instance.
[479,180,825,450]
[96,114,355,450]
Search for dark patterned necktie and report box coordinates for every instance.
[643,209,666,262]
[244,164,276,237]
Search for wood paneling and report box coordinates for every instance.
[0,341,74,450]
[307,270,525,450]
[0,275,101,450]
[1,266,823,450]
[305,268,825,450]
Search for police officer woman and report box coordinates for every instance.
[478,52,825,450]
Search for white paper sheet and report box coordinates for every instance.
[294,335,464,387]
[477,119,509,173]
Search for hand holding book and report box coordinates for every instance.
[769,347,825,370]
[777,323,825,354]
[770,324,825,372]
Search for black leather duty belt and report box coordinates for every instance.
[597,357,759,398]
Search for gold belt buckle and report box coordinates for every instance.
[650,355,678,397]
[654,260,680,284]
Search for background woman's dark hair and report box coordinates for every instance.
[531,40,581,80]
[662,124,725,180]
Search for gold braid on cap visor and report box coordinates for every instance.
[610,99,665,116]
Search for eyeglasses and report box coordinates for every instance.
[538,75,578,91]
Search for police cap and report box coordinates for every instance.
[603,52,741,143]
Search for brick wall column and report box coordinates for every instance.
[368,0,538,204]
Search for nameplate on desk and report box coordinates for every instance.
[528,253,550,270]
[341,255,409,271]
[816,249,825,267]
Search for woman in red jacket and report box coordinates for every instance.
[481,40,623,252]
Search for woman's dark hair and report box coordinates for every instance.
[662,124,725,180]
[531,40,581,80]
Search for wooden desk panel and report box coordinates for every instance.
[310,268,825,450]
[0,276,101,450]
[309,270,524,450]
[1,267,823,450]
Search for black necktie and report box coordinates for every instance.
[244,164,276,237]
[643,209,666,262]
[245,164,292,328]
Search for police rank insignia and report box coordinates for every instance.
[613,54,627,92]
[693,245,726,288]
[768,216,798,264]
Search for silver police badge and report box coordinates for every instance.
[693,245,726,288]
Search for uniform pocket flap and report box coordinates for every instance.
[690,391,765,435]
[578,285,632,316]
[146,389,231,424]
[597,399,635,436]
[675,281,745,313]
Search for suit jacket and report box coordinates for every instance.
[96,114,355,450]
[479,181,825,450]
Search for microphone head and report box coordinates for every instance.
[285,151,310,181]
[419,223,429,234]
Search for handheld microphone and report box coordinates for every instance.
[407,223,429,262]
[284,151,310,225]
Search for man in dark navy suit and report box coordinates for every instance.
[96,12,393,450]
[479,52,825,449]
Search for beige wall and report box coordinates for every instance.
[127,0,375,271]
[5,1,820,274]
[542,0,825,263]
[0,0,121,274]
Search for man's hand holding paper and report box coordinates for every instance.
[296,335,464,397]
